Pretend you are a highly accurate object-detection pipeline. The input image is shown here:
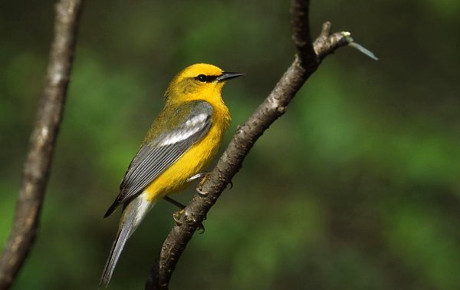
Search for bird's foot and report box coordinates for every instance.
[196,173,210,196]
[173,208,206,233]
[196,174,234,196]
[186,172,206,183]
[227,180,233,190]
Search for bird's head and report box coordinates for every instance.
[165,63,243,104]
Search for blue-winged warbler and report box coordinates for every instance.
[100,63,242,287]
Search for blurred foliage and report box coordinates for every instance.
[1,0,459,289]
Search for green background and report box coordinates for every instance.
[1,0,459,289]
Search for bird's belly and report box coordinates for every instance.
[143,126,223,201]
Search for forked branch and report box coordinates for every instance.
[147,0,375,289]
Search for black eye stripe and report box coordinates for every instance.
[194,74,219,83]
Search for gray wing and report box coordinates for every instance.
[104,101,213,217]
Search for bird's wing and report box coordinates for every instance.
[104,100,213,217]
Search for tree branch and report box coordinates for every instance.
[0,1,83,289]
[146,1,369,289]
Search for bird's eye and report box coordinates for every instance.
[196,74,207,82]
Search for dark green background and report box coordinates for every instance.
[1,0,459,289]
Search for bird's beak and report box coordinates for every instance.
[217,72,244,82]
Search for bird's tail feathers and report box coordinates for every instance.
[99,193,154,288]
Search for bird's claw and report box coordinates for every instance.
[196,173,209,196]
[196,186,208,196]
[173,208,206,233]
[197,223,205,234]
[173,209,185,226]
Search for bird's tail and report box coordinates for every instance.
[99,192,154,288]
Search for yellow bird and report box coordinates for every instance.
[99,63,242,287]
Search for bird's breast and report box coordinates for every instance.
[143,101,230,201]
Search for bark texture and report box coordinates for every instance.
[146,1,358,289]
[0,1,84,289]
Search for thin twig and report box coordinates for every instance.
[146,1,374,289]
[0,1,83,289]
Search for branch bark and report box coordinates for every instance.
[0,1,83,289]
[146,1,357,289]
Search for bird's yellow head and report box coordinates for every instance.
[165,63,242,104]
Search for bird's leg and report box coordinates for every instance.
[196,173,210,196]
[195,173,233,196]
[173,208,206,234]
[165,196,206,231]
[163,196,186,209]
[164,196,206,231]
[164,186,206,232]
[186,172,206,183]
[172,209,185,224]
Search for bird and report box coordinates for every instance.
[99,63,242,287]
